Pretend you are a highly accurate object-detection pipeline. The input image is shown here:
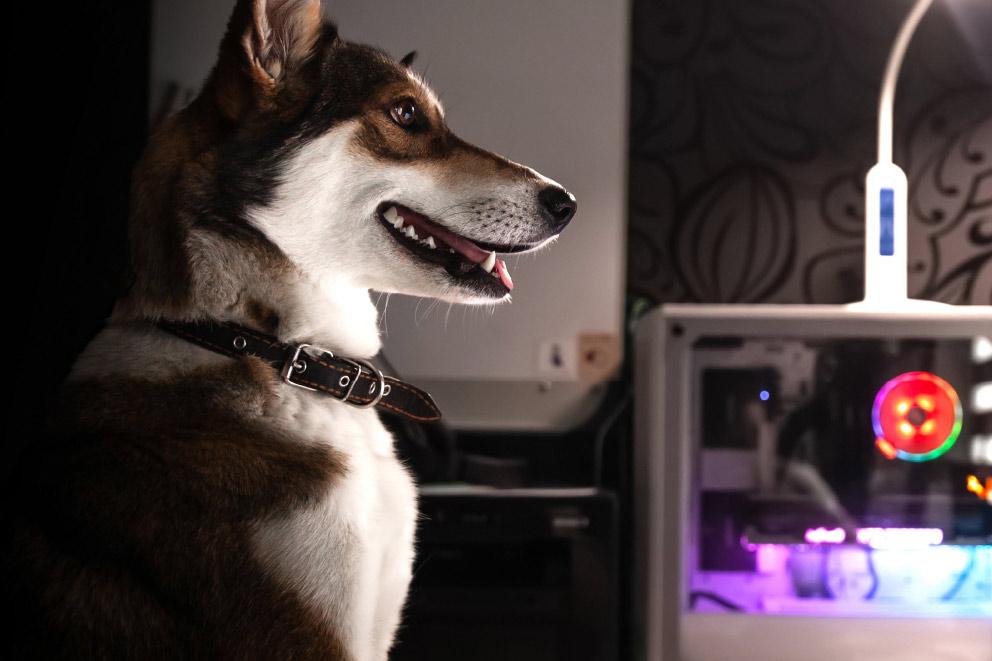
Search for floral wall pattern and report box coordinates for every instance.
[628,0,992,305]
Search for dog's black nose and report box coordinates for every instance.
[538,186,577,231]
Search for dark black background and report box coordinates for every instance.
[5,2,150,469]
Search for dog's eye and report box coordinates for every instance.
[389,99,418,128]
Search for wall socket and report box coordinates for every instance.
[538,333,621,382]
[537,338,577,380]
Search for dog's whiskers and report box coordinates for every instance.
[444,301,454,332]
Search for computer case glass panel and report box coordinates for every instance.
[689,335,991,618]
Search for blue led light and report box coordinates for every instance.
[879,188,895,256]
[759,390,770,401]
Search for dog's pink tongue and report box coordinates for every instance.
[495,258,513,290]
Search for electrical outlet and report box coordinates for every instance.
[537,338,577,379]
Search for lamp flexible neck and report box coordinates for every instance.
[878,0,934,164]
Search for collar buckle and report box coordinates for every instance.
[283,345,385,408]
[282,343,333,392]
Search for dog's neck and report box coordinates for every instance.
[113,274,383,360]
[268,276,383,358]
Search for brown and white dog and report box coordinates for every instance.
[2,0,574,659]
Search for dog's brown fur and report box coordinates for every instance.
[5,355,350,659]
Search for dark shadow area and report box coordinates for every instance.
[4,2,150,475]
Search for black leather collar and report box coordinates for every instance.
[158,320,441,422]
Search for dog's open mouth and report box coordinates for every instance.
[377,202,537,294]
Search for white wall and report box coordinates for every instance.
[151,0,629,430]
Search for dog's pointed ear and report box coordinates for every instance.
[244,0,323,82]
[400,51,417,68]
[210,0,323,118]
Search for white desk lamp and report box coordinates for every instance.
[853,0,948,310]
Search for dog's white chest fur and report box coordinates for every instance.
[252,386,417,661]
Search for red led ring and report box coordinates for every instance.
[872,371,962,462]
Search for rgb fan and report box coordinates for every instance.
[872,371,962,462]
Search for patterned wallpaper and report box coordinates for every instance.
[628,0,992,305]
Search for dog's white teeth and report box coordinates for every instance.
[392,217,405,229]
[481,251,497,273]
[384,206,400,223]
[405,226,418,239]
[425,236,436,249]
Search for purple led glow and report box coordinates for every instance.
[696,544,992,617]
[755,544,789,574]
[805,527,846,544]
